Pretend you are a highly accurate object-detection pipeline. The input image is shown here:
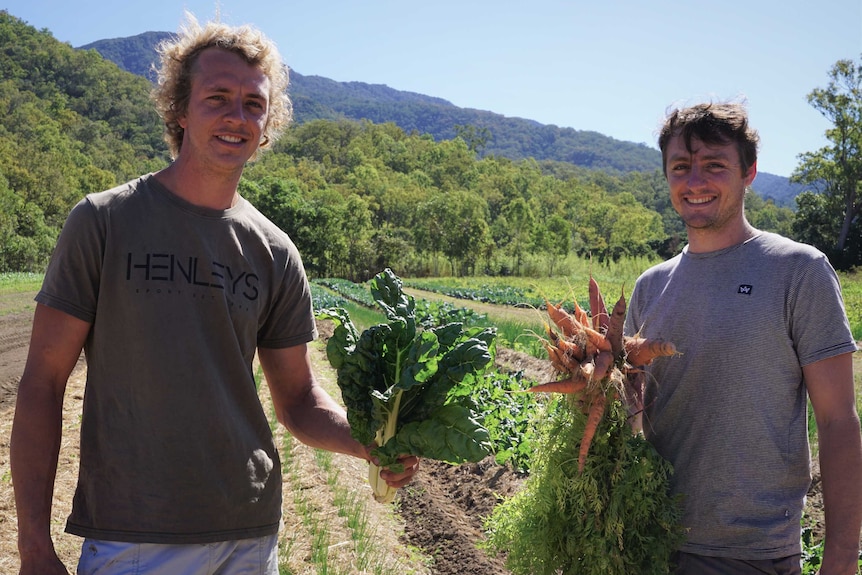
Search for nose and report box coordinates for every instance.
[686,165,708,190]
[224,99,246,123]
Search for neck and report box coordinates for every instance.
[154,160,241,210]
[686,220,758,254]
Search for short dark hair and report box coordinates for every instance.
[658,102,759,177]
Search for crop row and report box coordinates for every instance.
[313,278,491,329]
[405,280,541,309]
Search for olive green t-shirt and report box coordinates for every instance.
[38,174,317,543]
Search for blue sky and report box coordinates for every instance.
[4,0,861,177]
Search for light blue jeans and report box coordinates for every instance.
[76,535,278,575]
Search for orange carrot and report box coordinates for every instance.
[584,324,612,356]
[591,350,615,381]
[606,289,626,359]
[624,337,677,366]
[589,275,608,331]
[545,300,581,338]
[578,391,607,472]
[572,299,590,326]
[546,343,567,372]
[525,376,588,395]
[554,335,585,363]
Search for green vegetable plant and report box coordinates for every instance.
[484,398,685,575]
[317,268,497,503]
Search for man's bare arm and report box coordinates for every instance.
[11,304,90,575]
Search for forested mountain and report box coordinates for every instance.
[0,12,799,278]
[0,12,170,271]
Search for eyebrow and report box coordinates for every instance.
[202,83,268,102]
[668,149,735,164]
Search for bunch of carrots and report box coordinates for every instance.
[526,276,676,472]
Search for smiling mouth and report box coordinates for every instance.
[686,196,715,205]
[217,135,245,144]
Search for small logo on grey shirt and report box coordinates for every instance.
[738,285,753,295]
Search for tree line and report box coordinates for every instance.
[0,11,858,278]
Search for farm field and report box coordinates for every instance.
[1,270,860,573]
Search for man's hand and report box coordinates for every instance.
[378,454,421,489]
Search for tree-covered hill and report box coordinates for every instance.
[0,11,170,271]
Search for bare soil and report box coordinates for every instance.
[0,293,833,574]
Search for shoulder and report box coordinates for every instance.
[752,231,825,260]
[636,252,683,283]
[235,199,294,245]
[749,232,836,277]
[80,175,155,215]
[90,174,153,202]
[231,199,305,270]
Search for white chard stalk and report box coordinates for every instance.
[370,390,402,503]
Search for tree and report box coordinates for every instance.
[454,124,491,155]
[534,214,571,276]
[439,191,491,276]
[792,55,862,268]
[415,194,448,276]
[792,191,840,251]
[501,197,535,275]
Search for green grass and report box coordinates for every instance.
[0,272,43,293]
[838,269,862,340]
[331,299,386,332]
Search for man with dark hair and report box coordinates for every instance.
[626,102,862,574]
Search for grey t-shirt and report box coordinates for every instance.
[625,232,856,559]
[38,174,317,543]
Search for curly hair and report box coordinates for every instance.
[658,102,759,178]
[151,14,292,160]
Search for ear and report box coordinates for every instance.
[743,161,757,187]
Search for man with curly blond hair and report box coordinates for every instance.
[152,14,292,161]
[11,16,418,575]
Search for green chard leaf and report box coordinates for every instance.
[374,404,492,466]
[338,323,393,445]
[314,307,359,370]
[371,268,416,328]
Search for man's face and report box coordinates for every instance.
[664,135,756,233]
[177,47,271,174]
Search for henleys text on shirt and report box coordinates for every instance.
[126,252,260,301]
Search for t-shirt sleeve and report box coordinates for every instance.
[36,197,104,323]
[256,241,317,349]
[791,253,857,366]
